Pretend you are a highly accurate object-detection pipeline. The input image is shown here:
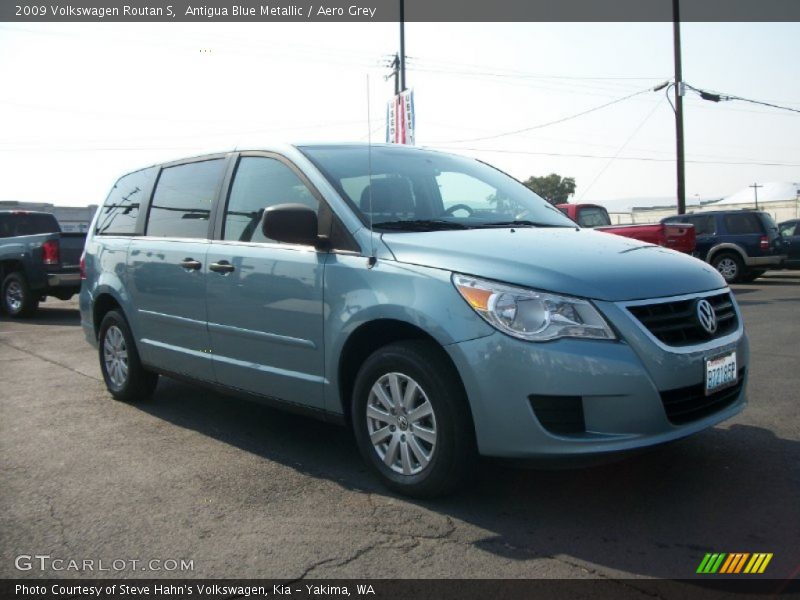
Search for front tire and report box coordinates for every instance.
[2,272,39,318]
[711,252,744,284]
[98,310,158,402]
[352,341,475,498]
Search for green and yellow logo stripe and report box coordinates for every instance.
[697,552,773,574]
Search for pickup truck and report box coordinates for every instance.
[0,210,86,317]
[556,203,696,253]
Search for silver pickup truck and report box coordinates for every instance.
[0,210,86,317]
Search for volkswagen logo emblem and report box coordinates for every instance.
[696,299,718,335]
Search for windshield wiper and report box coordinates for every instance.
[473,220,569,229]
[372,219,471,231]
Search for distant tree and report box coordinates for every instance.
[522,174,576,205]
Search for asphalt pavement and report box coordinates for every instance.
[1,272,798,581]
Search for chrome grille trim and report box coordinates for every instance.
[617,288,744,354]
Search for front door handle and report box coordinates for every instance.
[180,258,202,270]
[209,260,235,274]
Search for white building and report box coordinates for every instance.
[596,182,800,225]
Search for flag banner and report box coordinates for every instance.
[386,90,415,145]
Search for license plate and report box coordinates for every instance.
[705,351,738,395]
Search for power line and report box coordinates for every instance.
[431,86,656,144]
[578,96,666,201]
[685,83,800,115]
[428,145,800,167]
[402,56,664,81]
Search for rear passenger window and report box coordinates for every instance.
[96,168,156,236]
[689,215,716,236]
[146,159,225,239]
[724,213,762,235]
[223,157,319,243]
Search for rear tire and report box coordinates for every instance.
[98,310,159,402]
[351,340,476,498]
[711,252,744,284]
[2,272,39,318]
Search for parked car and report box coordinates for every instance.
[661,210,786,283]
[778,219,800,269]
[0,210,86,317]
[80,145,748,497]
[556,203,696,253]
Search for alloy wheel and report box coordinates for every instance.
[366,372,437,476]
[103,325,129,389]
[5,281,23,312]
[716,257,738,281]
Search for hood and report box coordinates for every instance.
[381,227,725,302]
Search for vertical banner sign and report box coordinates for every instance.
[386,89,415,145]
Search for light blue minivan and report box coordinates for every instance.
[80,144,748,497]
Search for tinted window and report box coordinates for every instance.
[96,167,156,236]
[147,160,225,239]
[724,213,762,235]
[687,215,716,235]
[577,206,611,228]
[0,213,60,237]
[223,157,318,243]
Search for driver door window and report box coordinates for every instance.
[223,157,319,244]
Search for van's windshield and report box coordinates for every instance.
[299,145,575,231]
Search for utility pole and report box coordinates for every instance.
[673,0,686,215]
[749,183,762,210]
[388,53,400,95]
[399,0,406,91]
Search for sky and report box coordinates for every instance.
[0,21,798,210]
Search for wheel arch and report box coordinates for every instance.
[707,243,747,264]
[0,259,25,281]
[92,292,125,339]
[336,318,473,432]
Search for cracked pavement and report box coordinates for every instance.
[1,272,798,581]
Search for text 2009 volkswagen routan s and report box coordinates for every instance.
[80,144,748,497]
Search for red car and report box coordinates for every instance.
[557,203,696,254]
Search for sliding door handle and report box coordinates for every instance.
[180,258,202,270]
[209,260,235,274]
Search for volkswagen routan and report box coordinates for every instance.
[80,144,748,497]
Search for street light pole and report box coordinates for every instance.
[673,0,686,215]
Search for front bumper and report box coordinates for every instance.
[445,294,748,459]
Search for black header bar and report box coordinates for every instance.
[2,0,800,22]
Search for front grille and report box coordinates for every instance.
[529,394,585,434]
[660,368,745,425]
[627,292,738,346]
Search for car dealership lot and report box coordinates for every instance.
[1,272,798,581]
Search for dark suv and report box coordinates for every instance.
[662,210,785,283]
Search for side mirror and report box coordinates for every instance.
[261,203,320,247]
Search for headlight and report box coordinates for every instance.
[452,274,615,342]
